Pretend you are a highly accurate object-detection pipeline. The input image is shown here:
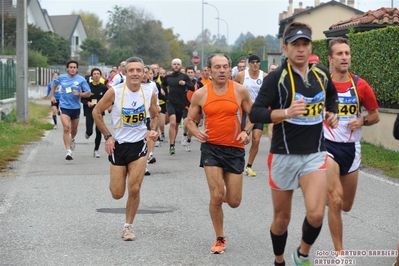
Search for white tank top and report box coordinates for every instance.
[111,83,153,143]
[243,69,264,102]
[141,81,159,117]
[324,83,362,143]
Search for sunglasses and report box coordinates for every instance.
[249,60,260,64]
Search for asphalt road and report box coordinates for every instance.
[0,102,398,266]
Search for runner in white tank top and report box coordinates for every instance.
[92,57,159,242]
[234,54,267,177]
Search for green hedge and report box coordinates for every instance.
[312,26,399,109]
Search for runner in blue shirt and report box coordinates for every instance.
[45,72,60,129]
[50,60,91,160]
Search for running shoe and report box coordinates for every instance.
[155,140,161,147]
[161,133,165,141]
[181,135,187,146]
[185,142,191,152]
[333,255,346,266]
[53,125,57,130]
[93,150,100,158]
[122,225,136,241]
[210,236,226,254]
[85,133,90,139]
[145,168,151,176]
[65,150,73,160]
[245,166,256,177]
[292,249,310,266]
[148,154,156,164]
[169,146,175,155]
[70,138,76,151]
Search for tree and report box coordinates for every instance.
[1,14,17,48]
[234,32,255,47]
[265,34,280,52]
[28,49,48,67]
[105,5,145,48]
[72,10,106,43]
[105,5,188,68]
[29,31,70,65]
[79,38,107,64]
[0,14,69,65]
[239,36,268,57]
[107,47,135,66]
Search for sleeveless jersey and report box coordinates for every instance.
[243,69,264,102]
[111,83,153,144]
[324,74,378,143]
[142,80,159,117]
[202,80,244,148]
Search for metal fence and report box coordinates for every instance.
[28,67,59,86]
[0,58,16,100]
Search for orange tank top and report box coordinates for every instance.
[203,80,243,148]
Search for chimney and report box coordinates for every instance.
[288,0,293,17]
[283,11,287,19]
[315,0,320,6]
[340,0,345,4]
[347,0,354,8]
[299,1,303,9]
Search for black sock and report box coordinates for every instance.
[274,260,285,266]
[297,247,308,258]
[170,144,175,148]
[52,115,57,125]
[183,133,187,137]
[187,139,191,143]
[247,163,252,168]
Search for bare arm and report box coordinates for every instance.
[50,84,57,103]
[93,89,115,155]
[187,89,208,143]
[236,84,252,144]
[148,91,159,141]
[234,71,244,84]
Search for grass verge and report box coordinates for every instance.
[0,101,53,171]
[360,141,399,178]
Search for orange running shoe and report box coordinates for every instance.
[210,236,226,254]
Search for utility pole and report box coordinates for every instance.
[16,0,28,122]
[2,0,4,54]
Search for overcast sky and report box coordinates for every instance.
[39,0,396,45]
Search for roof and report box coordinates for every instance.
[330,7,399,29]
[324,7,399,38]
[50,15,81,41]
[278,0,364,38]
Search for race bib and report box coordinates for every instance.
[121,105,146,128]
[288,91,324,125]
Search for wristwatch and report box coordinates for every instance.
[363,116,369,126]
[244,130,251,136]
[104,134,113,140]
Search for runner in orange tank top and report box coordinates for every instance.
[186,53,254,254]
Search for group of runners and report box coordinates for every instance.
[44,20,399,266]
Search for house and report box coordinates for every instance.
[1,0,87,59]
[2,0,52,31]
[50,15,88,59]
[324,7,399,38]
[278,0,364,47]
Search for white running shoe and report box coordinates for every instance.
[65,150,73,160]
[185,142,191,152]
[181,135,187,146]
[93,150,100,158]
[70,138,76,151]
